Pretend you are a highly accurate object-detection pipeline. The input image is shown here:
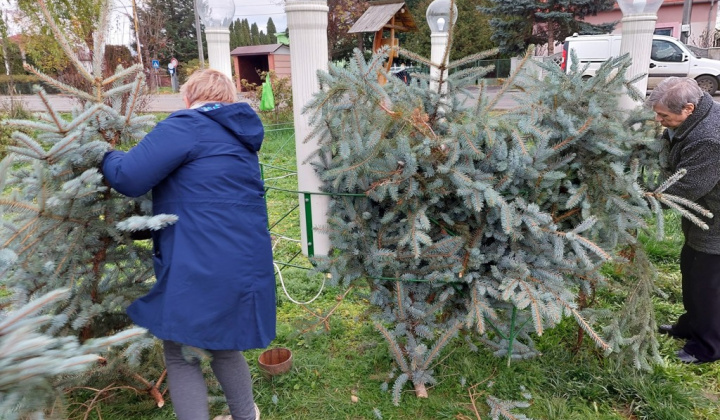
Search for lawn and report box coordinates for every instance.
[71,117,720,420]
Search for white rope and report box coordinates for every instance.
[271,237,325,305]
[270,233,302,243]
[264,173,297,182]
[274,262,326,305]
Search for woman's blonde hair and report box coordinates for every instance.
[181,68,237,106]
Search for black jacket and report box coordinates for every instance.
[663,93,720,254]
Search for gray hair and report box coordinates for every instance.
[646,77,704,113]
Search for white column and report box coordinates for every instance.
[430,32,449,93]
[286,0,330,257]
[205,27,232,80]
[618,14,658,109]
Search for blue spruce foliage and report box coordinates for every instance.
[0,0,166,414]
[307,45,707,402]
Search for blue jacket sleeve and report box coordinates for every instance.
[102,113,196,197]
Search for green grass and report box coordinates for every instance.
[68,118,720,420]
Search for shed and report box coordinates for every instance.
[230,44,291,91]
[349,1,418,81]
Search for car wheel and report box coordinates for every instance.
[695,75,718,95]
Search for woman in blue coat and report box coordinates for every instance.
[102,69,275,420]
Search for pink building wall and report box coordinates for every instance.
[581,1,718,46]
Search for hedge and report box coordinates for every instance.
[0,75,60,94]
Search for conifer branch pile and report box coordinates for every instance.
[308,48,708,402]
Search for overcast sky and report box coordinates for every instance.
[235,0,286,32]
[108,0,287,46]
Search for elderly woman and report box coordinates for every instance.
[102,69,275,419]
[647,77,720,364]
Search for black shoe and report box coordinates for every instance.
[658,324,689,339]
[676,349,702,364]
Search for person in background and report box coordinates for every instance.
[646,77,720,364]
[102,68,276,419]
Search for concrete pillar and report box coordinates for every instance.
[285,0,330,257]
[618,14,658,109]
[205,27,232,81]
[430,32,449,93]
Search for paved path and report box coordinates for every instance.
[1,93,198,113]
[0,87,522,114]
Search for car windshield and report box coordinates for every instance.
[677,42,698,58]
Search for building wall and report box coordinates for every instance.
[581,2,718,47]
[272,55,292,78]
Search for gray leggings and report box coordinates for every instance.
[163,340,256,420]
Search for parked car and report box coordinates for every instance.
[561,33,720,94]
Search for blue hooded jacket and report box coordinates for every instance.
[102,102,276,351]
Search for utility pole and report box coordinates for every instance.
[194,0,205,68]
[680,0,693,44]
[131,0,143,67]
[706,0,717,47]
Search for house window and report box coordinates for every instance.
[654,28,673,36]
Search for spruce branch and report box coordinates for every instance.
[654,192,714,220]
[483,46,534,113]
[518,281,544,336]
[448,48,501,71]
[652,194,710,230]
[552,117,593,151]
[374,321,409,374]
[530,277,610,350]
[130,370,166,408]
[35,0,94,84]
[92,0,111,85]
[7,132,47,160]
[511,129,529,156]
[0,289,69,333]
[125,73,146,122]
[420,321,462,371]
[486,395,533,420]
[22,64,96,102]
[395,281,406,322]
[299,286,354,333]
[36,89,67,132]
[103,63,143,87]
[654,168,686,194]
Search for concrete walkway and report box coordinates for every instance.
[0,93,213,113]
[0,86,520,114]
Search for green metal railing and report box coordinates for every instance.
[259,122,467,285]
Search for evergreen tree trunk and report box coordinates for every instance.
[548,23,556,55]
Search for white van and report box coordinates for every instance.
[561,33,720,94]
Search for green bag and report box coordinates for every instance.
[259,74,275,111]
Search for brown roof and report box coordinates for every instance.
[230,44,287,56]
[348,1,418,34]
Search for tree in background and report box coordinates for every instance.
[482,0,616,56]
[229,17,280,48]
[136,1,169,71]
[401,0,496,62]
[250,21,263,44]
[11,0,101,76]
[266,17,277,43]
[229,18,251,48]
[137,0,199,65]
[327,0,367,60]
